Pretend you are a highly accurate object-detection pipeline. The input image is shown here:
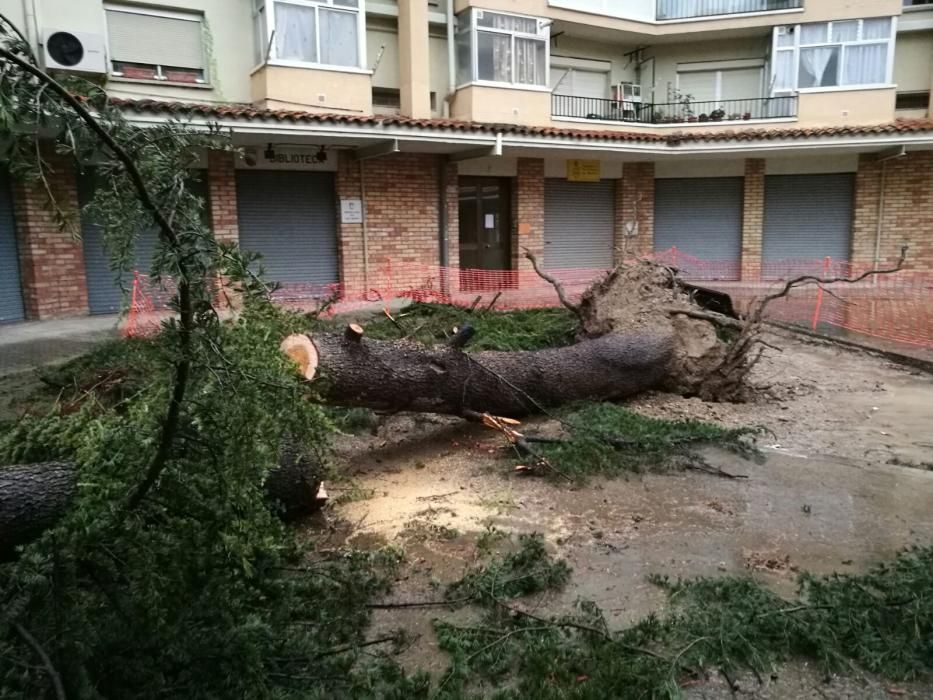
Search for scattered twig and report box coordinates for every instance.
[468,295,483,313]
[383,307,404,332]
[485,291,502,312]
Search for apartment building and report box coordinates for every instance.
[0,0,932,322]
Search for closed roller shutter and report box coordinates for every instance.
[80,173,205,314]
[654,177,743,277]
[544,179,614,270]
[236,171,338,285]
[763,174,854,265]
[0,171,25,324]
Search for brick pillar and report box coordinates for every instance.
[614,162,654,262]
[444,160,460,273]
[207,151,239,244]
[514,157,544,272]
[13,153,89,319]
[336,150,366,294]
[741,158,765,280]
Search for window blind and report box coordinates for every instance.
[107,9,205,69]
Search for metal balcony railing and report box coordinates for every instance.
[551,94,798,124]
[656,0,802,20]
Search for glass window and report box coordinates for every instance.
[844,43,887,84]
[798,46,840,88]
[457,9,548,88]
[256,0,363,68]
[774,17,894,92]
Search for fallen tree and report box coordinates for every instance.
[0,442,325,558]
[280,327,674,417]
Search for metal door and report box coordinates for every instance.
[544,179,614,269]
[236,171,339,284]
[0,171,24,324]
[763,174,854,265]
[654,177,744,278]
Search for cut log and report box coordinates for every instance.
[280,330,673,417]
[1,443,324,558]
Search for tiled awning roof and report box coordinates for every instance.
[113,97,933,146]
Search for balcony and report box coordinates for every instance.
[551,94,798,125]
[656,0,802,21]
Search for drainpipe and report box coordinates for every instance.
[872,160,888,272]
[445,0,455,118]
[22,0,38,51]
[872,146,906,270]
[438,157,450,291]
[359,160,370,290]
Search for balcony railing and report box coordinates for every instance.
[656,0,802,20]
[551,94,798,125]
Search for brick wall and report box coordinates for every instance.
[852,151,933,271]
[614,162,654,261]
[337,152,452,294]
[741,159,765,280]
[207,151,239,244]
[13,153,89,319]
[514,157,544,272]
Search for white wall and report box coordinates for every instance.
[548,0,655,23]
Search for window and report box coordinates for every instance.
[896,91,930,110]
[105,5,206,84]
[771,18,894,94]
[254,0,365,70]
[456,9,549,88]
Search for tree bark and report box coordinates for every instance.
[283,330,674,417]
[1,449,324,558]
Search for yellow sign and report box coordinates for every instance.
[566,159,601,182]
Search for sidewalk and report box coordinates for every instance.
[0,316,119,377]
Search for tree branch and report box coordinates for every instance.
[13,622,66,700]
[523,248,582,319]
[0,42,195,510]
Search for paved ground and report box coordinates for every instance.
[0,316,119,377]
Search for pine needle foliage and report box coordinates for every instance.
[310,303,577,351]
[433,542,933,699]
[534,402,765,482]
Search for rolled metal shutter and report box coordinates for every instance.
[80,173,202,314]
[544,179,614,269]
[0,171,25,324]
[763,174,854,263]
[654,177,743,276]
[236,171,338,284]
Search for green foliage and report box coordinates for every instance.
[447,534,571,604]
[431,545,933,699]
[327,406,380,435]
[310,303,577,351]
[535,402,764,482]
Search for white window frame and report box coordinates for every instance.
[254,0,368,73]
[456,8,551,91]
[770,17,896,95]
[104,3,209,85]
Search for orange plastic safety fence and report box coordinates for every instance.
[123,250,933,350]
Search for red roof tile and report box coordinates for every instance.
[113,97,933,145]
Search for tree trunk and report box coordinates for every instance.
[1,449,324,558]
[282,330,674,417]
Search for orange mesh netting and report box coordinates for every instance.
[125,250,933,350]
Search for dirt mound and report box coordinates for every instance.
[575,261,741,401]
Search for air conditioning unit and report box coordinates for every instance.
[42,29,107,74]
[612,83,643,103]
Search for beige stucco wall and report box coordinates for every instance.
[549,35,636,87]
[451,84,551,125]
[3,0,257,104]
[894,31,933,93]
[455,0,902,36]
[796,88,896,127]
[251,65,373,114]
